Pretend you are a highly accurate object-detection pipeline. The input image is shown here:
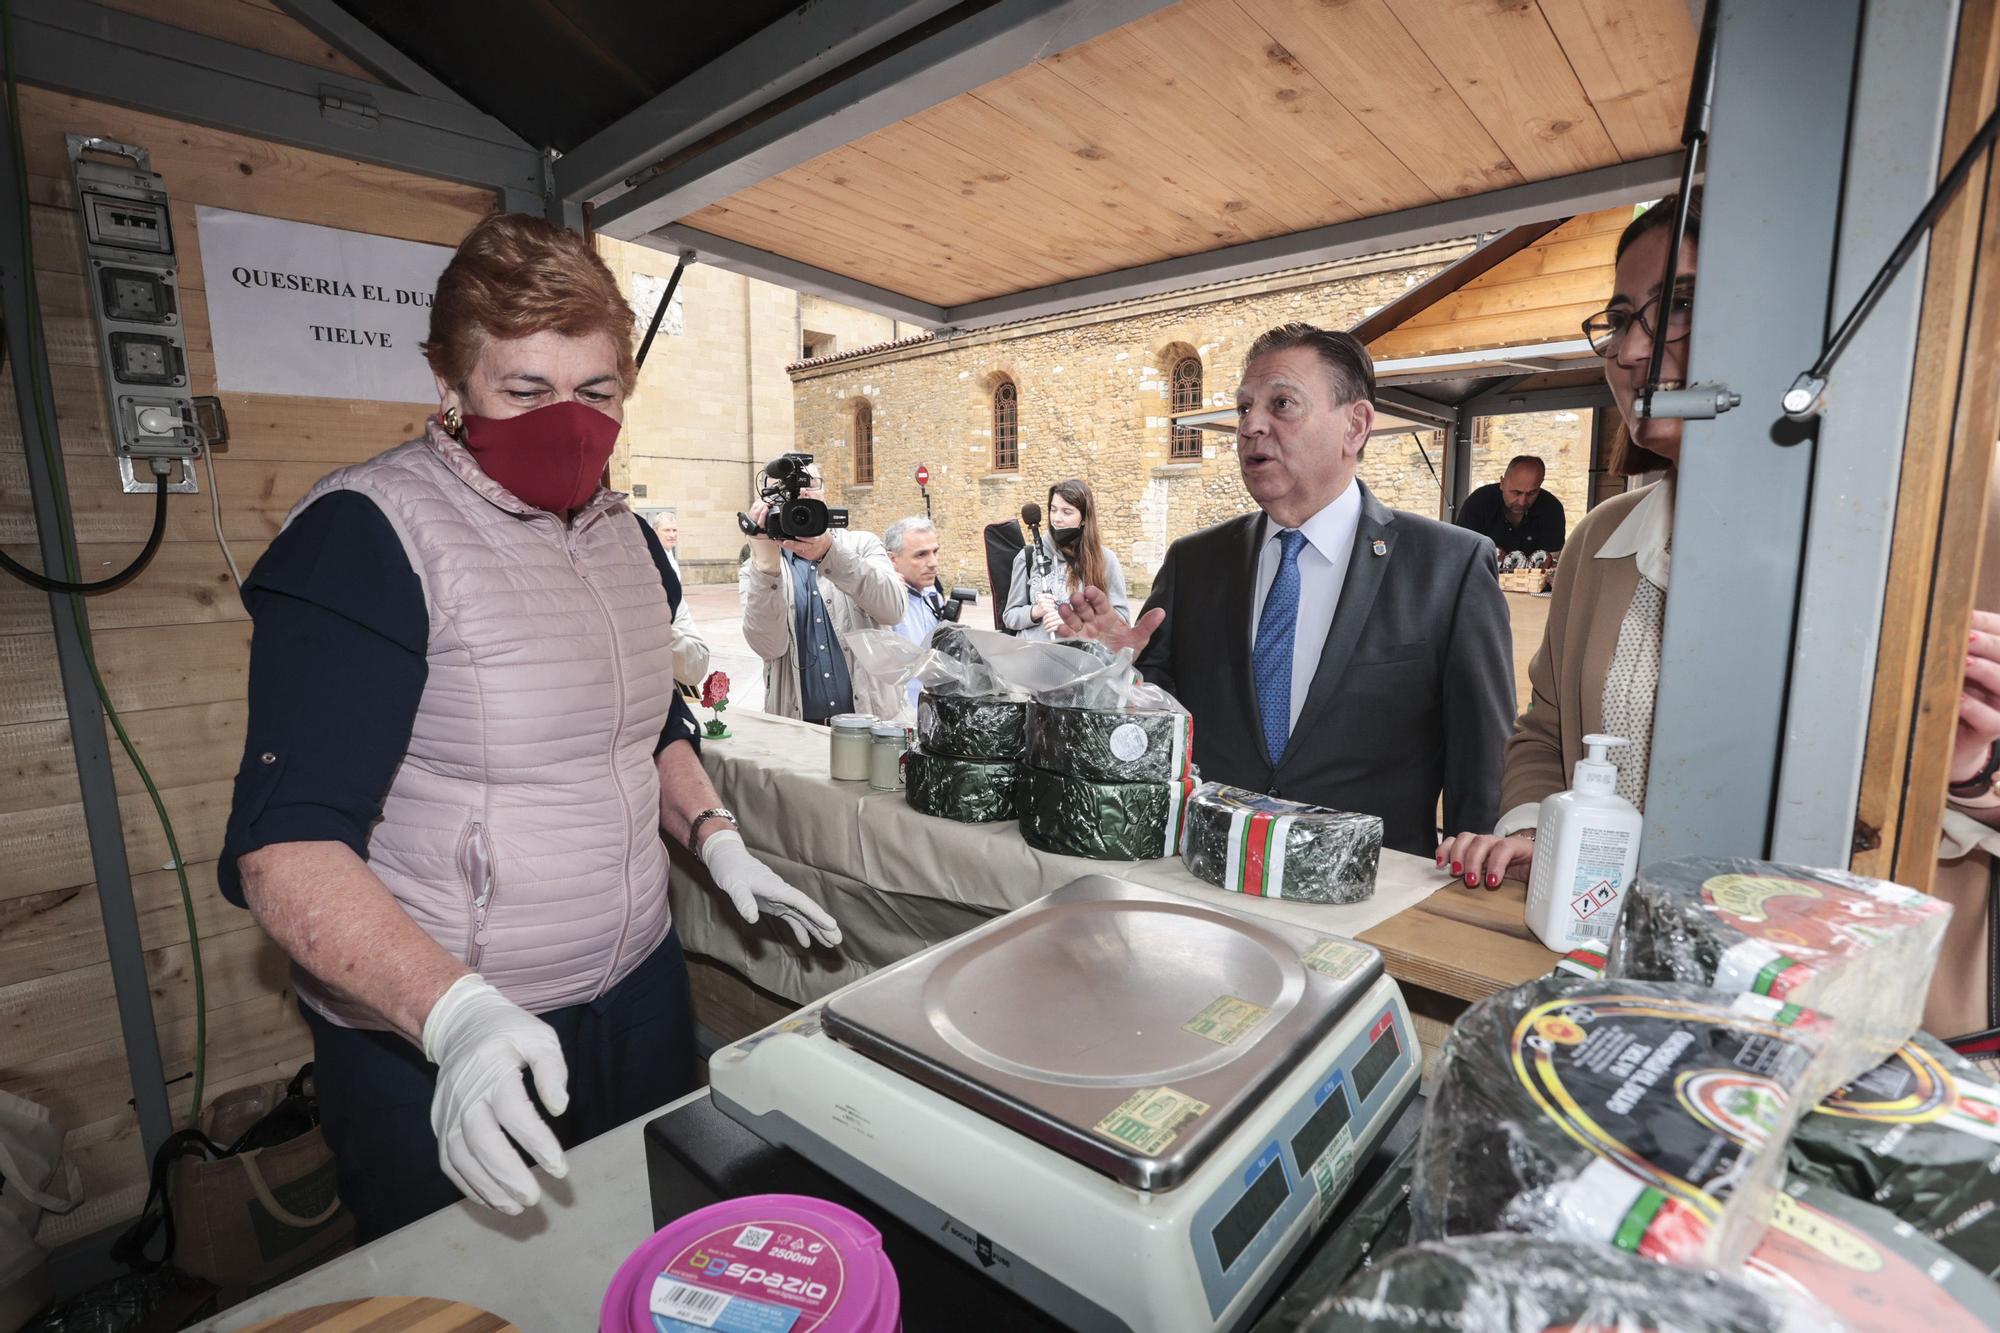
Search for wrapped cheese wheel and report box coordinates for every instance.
[915,689,1026,761]
[904,746,1018,823]
[1786,1032,2000,1279]
[1413,976,1835,1268]
[1180,782,1381,904]
[1746,1180,2000,1333]
[1025,700,1192,784]
[1608,857,1951,1094]
[1310,1235,1812,1333]
[1018,766,1195,861]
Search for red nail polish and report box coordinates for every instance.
[1487,873,1500,888]
[1451,861,1462,874]
[1463,873,1477,886]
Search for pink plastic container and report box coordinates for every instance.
[601,1193,901,1332]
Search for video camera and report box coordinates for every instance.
[735,452,849,541]
[934,587,978,623]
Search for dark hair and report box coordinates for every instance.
[1244,322,1376,407]
[1609,191,1701,476]
[1506,455,1546,479]
[1048,477,1107,597]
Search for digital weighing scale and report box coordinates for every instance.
[708,875,1418,1333]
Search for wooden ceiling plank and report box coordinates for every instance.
[1138,0,1440,220]
[1395,264,1617,328]
[758,159,1079,291]
[1231,0,1527,200]
[800,139,1110,278]
[1036,19,1347,236]
[907,95,1230,254]
[1383,0,1620,181]
[964,64,1290,249]
[682,192,990,306]
[840,127,1179,276]
[1536,0,1698,163]
[1367,299,1605,359]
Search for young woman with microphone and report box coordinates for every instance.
[1003,478,1130,641]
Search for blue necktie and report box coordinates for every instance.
[1253,529,1306,767]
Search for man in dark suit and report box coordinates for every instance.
[1058,322,1513,856]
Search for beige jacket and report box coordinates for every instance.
[1498,485,1652,817]
[738,531,906,720]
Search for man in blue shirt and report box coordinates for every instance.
[884,516,945,710]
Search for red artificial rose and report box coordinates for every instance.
[700,671,732,709]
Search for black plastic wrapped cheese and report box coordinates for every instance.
[1025,700,1192,783]
[904,747,1018,824]
[1608,857,1951,1094]
[1745,1180,2000,1332]
[1181,782,1381,905]
[1414,975,1834,1268]
[1309,1235,1806,1333]
[1786,1033,2000,1279]
[914,690,1026,761]
[1017,766,1195,861]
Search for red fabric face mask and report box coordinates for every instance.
[459,400,621,514]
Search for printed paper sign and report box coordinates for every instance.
[196,206,453,403]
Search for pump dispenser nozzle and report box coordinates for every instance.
[1574,734,1630,796]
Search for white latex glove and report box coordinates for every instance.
[422,974,570,1215]
[700,829,843,948]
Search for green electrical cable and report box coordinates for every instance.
[3,0,207,1125]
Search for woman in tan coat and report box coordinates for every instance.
[1437,195,2000,1049]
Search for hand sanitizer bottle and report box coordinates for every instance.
[1524,734,1644,953]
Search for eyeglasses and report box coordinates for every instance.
[1581,291,1694,357]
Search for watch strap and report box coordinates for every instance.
[687,806,738,851]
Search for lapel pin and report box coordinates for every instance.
[1371,538,1387,557]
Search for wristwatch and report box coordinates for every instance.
[687,806,738,852]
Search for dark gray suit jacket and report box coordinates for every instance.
[1136,482,1513,856]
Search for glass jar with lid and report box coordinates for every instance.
[829,714,875,781]
[867,722,909,791]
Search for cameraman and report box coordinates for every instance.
[884,516,946,709]
[739,460,905,721]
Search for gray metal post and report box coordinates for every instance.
[0,105,173,1154]
[1770,0,1959,862]
[1642,0,1862,859]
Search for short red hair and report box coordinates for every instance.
[421,212,637,393]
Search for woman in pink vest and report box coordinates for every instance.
[218,214,840,1240]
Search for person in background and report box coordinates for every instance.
[218,213,839,1242]
[651,510,710,689]
[1454,454,1566,559]
[1057,323,1513,856]
[738,461,905,720]
[1004,478,1129,641]
[883,516,945,710]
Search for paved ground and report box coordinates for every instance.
[681,579,1549,719]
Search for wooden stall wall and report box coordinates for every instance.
[0,83,492,1240]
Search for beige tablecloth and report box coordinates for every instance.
[670,710,1454,1005]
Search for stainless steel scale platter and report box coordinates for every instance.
[823,875,1384,1191]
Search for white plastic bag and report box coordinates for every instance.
[0,1088,83,1327]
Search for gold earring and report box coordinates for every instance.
[442,404,462,437]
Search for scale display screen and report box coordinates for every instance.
[1211,1156,1288,1272]
[1290,1081,1353,1170]
[1351,1016,1401,1103]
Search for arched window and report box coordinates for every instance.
[993,379,1019,472]
[852,401,874,485]
[1170,355,1203,460]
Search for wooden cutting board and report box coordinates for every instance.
[237,1297,520,1331]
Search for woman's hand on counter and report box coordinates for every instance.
[1435,831,1535,891]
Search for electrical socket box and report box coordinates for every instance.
[68,135,197,493]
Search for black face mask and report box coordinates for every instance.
[1051,524,1083,551]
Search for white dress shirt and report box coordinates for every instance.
[1249,482,1364,733]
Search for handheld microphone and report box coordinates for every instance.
[1021,502,1047,576]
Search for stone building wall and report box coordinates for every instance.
[791,243,1516,599]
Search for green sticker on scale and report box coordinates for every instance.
[1303,938,1370,981]
[1183,995,1270,1046]
[1094,1086,1212,1156]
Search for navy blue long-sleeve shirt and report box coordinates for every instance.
[218,493,701,907]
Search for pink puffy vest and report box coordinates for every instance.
[287,422,676,1028]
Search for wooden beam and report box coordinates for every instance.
[1352,219,1566,345]
[1854,1,2000,885]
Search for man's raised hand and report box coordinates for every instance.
[1055,585,1163,655]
